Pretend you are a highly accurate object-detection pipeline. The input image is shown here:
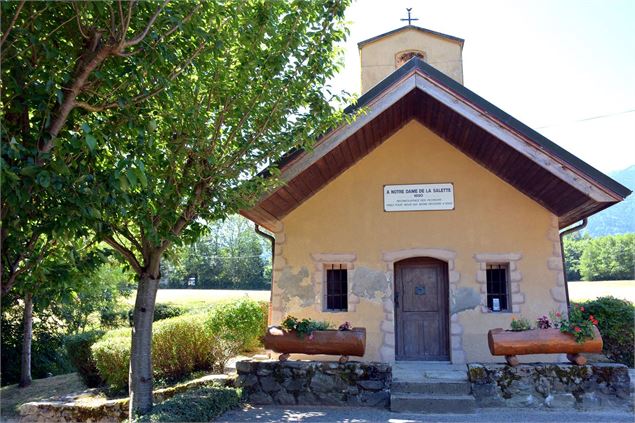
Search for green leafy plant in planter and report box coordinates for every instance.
[281,315,331,338]
[509,316,532,331]
[551,304,599,343]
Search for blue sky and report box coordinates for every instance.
[333,0,634,173]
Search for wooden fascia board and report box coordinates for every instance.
[412,73,620,204]
[244,74,417,221]
[277,72,417,184]
[239,207,283,233]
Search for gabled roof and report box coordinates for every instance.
[358,25,464,48]
[241,57,631,231]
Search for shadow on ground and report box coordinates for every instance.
[218,405,635,423]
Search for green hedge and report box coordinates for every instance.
[65,330,105,387]
[128,303,185,327]
[136,385,241,422]
[100,303,185,329]
[91,328,131,391]
[92,298,266,390]
[206,298,267,352]
[579,296,634,367]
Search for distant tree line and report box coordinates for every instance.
[564,233,634,281]
[161,216,271,290]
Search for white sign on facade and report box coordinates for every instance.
[384,183,454,212]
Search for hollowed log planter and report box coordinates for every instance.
[263,326,366,363]
[488,326,603,366]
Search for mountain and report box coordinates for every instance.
[584,165,635,236]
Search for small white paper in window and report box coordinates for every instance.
[492,298,500,312]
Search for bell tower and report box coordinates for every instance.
[358,20,464,94]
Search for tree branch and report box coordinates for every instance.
[157,2,201,43]
[116,224,143,254]
[72,2,90,40]
[73,100,108,113]
[1,233,48,297]
[103,235,143,274]
[38,32,113,153]
[74,41,206,113]
[117,0,126,38]
[122,0,169,48]
[122,0,135,42]
[158,180,206,255]
[0,0,26,48]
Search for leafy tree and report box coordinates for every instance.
[1,0,211,296]
[164,215,270,289]
[579,234,635,281]
[1,294,74,386]
[53,260,135,334]
[562,233,591,281]
[83,2,350,413]
[1,253,133,387]
[3,0,350,413]
[2,239,112,386]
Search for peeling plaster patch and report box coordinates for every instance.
[450,287,480,314]
[351,267,389,301]
[277,266,313,307]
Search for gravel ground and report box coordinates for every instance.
[218,405,634,423]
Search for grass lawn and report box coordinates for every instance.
[568,280,635,303]
[123,288,270,311]
[0,373,87,421]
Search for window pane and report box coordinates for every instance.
[325,268,348,311]
[486,264,509,311]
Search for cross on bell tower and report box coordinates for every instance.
[400,8,419,26]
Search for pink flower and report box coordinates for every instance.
[555,312,561,318]
[580,306,585,312]
[574,326,581,333]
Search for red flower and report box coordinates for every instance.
[593,319,599,325]
[589,315,594,320]
[574,326,581,333]
[555,312,561,318]
[580,306,585,312]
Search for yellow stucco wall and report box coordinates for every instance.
[360,28,464,93]
[270,120,567,363]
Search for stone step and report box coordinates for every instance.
[390,392,476,414]
[392,380,471,395]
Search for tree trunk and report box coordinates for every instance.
[128,272,160,416]
[19,292,33,388]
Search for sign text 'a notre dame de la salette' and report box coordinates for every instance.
[384,183,454,212]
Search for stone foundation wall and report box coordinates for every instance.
[468,363,632,410]
[236,361,391,407]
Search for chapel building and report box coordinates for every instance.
[241,24,631,363]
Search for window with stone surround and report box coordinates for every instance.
[325,264,348,312]
[475,253,523,313]
[486,263,510,312]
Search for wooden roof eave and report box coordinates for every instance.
[242,60,629,231]
[410,72,622,205]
